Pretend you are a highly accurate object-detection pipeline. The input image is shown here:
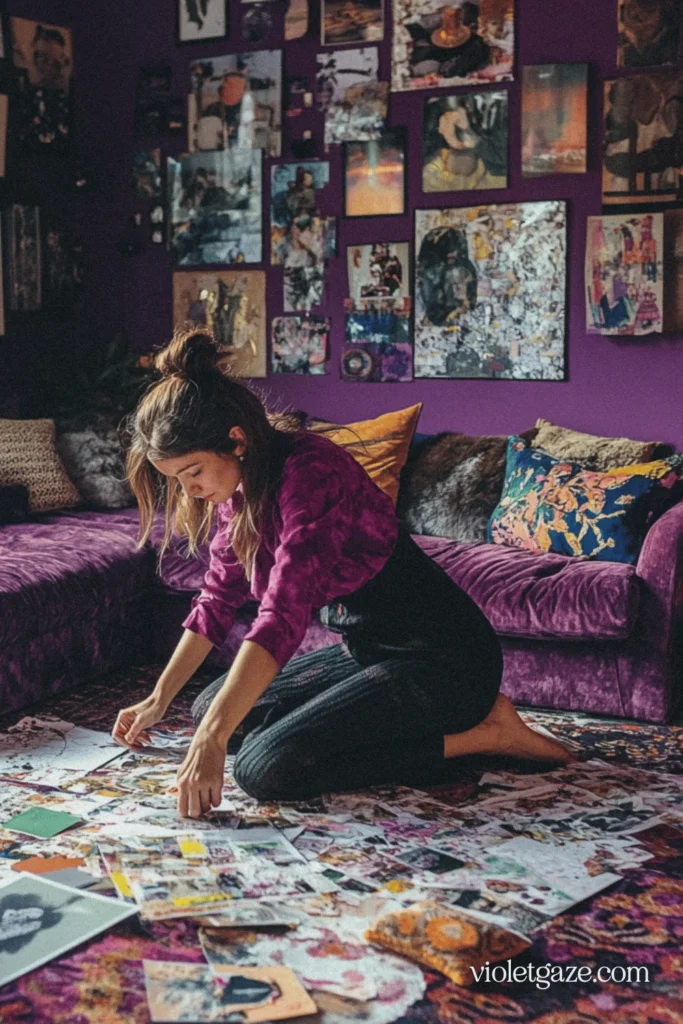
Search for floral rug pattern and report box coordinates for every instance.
[0,665,682,1024]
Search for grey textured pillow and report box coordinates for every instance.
[397,429,536,543]
[57,428,134,509]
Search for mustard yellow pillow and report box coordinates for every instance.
[310,404,422,505]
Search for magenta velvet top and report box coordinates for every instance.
[182,430,400,668]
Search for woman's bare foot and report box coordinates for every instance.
[444,693,578,764]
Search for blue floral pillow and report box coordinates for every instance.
[487,437,682,564]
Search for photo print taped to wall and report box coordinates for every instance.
[10,18,73,152]
[317,47,388,145]
[168,149,263,266]
[391,0,514,92]
[521,64,588,177]
[189,49,282,157]
[602,72,683,207]
[423,91,508,192]
[173,269,267,378]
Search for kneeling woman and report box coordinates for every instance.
[113,330,574,818]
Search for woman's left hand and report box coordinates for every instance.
[176,728,226,818]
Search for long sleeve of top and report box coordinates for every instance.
[181,430,400,668]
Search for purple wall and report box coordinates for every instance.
[70,0,683,446]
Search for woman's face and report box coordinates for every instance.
[152,438,245,506]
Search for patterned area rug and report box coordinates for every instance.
[1,664,682,1024]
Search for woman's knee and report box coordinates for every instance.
[191,675,227,728]
[233,736,317,802]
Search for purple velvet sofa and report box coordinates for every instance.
[2,495,681,723]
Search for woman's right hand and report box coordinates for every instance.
[112,694,168,751]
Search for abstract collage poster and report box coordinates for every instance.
[414,202,566,380]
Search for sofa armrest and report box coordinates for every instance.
[636,500,683,614]
[630,501,683,718]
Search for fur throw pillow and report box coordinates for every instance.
[397,428,537,543]
[57,428,134,509]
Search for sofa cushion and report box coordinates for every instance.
[414,535,640,641]
[0,509,152,647]
[0,418,81,513]
[397,427,537,543]
[488,437,682,565]
[531,417,672,471]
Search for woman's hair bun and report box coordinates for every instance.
[155,327,220,382]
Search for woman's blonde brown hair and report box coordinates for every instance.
[126,328,298,579]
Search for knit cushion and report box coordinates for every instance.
[0,419,81,512]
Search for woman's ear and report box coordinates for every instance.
[229,426,247,455]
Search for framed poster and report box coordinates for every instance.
[343,127,407,217]
[414,202,567,380]
[522,65,588,177]
[177,0,229,44]
[423,91,508,192]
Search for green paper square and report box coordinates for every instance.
[1,807,83,839]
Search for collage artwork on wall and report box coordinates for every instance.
[1,0,682,356]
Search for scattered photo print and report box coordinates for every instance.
[585,213,664,335]
[617,0,680,68]
[143,962,317,1023]
[177,0,229,43]
[317,48,387,145]
[43,227,84,313]
[189,50,282,157]
[173,270,267,377]
[603,72,683,206]
[8,204,41,312]
[423,91,508,192]
[664,209,683,332]
[271,161,330,264]
[322,0,384,45]
[347,241,410,301]
[168,149,263,266]
[341,297,413,381]
[343,127,407,217]
[391,845,466,874]
[521,64,587,177]
[10,18,73,151]
[133,149,162,199]
[392,0,514,92]
[286,0,309,40]
[414,202,567,380]
[0,874,136,987]
[271,315,330,373]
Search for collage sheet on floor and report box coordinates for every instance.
[0,711,682,1019]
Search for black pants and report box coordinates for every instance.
[192,529,503,801]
